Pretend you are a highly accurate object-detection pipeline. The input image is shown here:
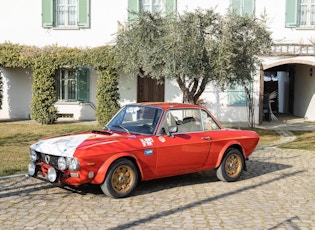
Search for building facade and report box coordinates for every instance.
[0,0,315,123]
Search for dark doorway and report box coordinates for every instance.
[137,76,165,102]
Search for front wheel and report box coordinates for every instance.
[216,148,244,182]
[101,158,139,198]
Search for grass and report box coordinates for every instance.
[0,122,313,177]
[253,129,280,146]
[0,122,102,177]
[280,131,315,151]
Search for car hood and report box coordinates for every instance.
[30,131,136,158]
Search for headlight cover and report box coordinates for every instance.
[68,158,80,171]
[30,149,38,162]
[58,157,67,170]
[28,162,36,176]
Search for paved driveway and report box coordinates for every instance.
[0,146,314,230]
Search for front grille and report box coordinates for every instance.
[37,152,59,167]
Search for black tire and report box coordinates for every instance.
[216,148,244,182]
[101,158,139,198]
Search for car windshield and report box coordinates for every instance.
[107,105,163,135]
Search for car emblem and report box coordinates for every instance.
[45,155,50,164]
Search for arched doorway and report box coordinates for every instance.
[262,58,315,121]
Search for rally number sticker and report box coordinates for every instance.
[140,137,154,147]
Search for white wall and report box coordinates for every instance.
[118,75,137,106]
[256,1,315,44]
[2,1,315,48]
[0,68,33,119]
[294,64,315,121]
[0,0,128,47]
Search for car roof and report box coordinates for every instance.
[133,102,203,110]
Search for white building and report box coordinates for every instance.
[1,0,315,123]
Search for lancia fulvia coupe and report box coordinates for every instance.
[28,102,259,198]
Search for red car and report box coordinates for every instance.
[28,102,259,198]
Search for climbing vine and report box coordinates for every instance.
[0,42,120,124]
[0,68,3,110]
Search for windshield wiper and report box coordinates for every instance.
[92,130,112,135]
[118,125,131,135]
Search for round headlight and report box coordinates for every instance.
[58,157,67,170]
[28,162,36,176]
[68,158,80,171]
[47,167,57,182]
[30,149,38,162]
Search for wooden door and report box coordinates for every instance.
[137,76,165,102]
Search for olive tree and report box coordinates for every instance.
[114,9,271,124]
[218,13,272,126]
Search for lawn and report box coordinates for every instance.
[0,122,102,177]
[0,122,313,177]
[279,131,315,150]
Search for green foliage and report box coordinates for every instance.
[114,9,271,104]
[0,68,2,109]
[0,42,119,124]
[90,46,121,125]
[96,68,120,125]
[216,13,272,88]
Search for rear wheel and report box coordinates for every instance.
[101,158,138,198]
[216,148,244,182]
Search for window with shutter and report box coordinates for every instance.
[42,0,90,29]
[228,84,251,106]
[128,0,177,21]
[285,0,315,28]
[56,68,90,102]
[230,0,255,16]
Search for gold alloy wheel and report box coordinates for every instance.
[224,153,242,178]
[111,165,135,194]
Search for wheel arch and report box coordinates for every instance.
[215,142,245,169]
[91,153,143,185]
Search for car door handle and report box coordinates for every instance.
[201,136,211,140]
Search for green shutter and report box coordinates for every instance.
[42,0,54,28]
[285,0,298,27]
[77,68,89,102]
[128,0,140,21]
[165,0,177,16]
[228,84,248,105]
[230,0,242,15]
[243,0,255,16]
[78,0,90,28]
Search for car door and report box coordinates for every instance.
[155,109,212,176]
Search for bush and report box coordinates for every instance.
[0,43,119,124]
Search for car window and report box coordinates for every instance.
[108,105,162,135]
[200,110,220,130]
[158,109,203,134]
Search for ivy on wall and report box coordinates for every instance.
[0,42,120,124]
[0,69,3,110]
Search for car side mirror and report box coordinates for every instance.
[168,126,178,137]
